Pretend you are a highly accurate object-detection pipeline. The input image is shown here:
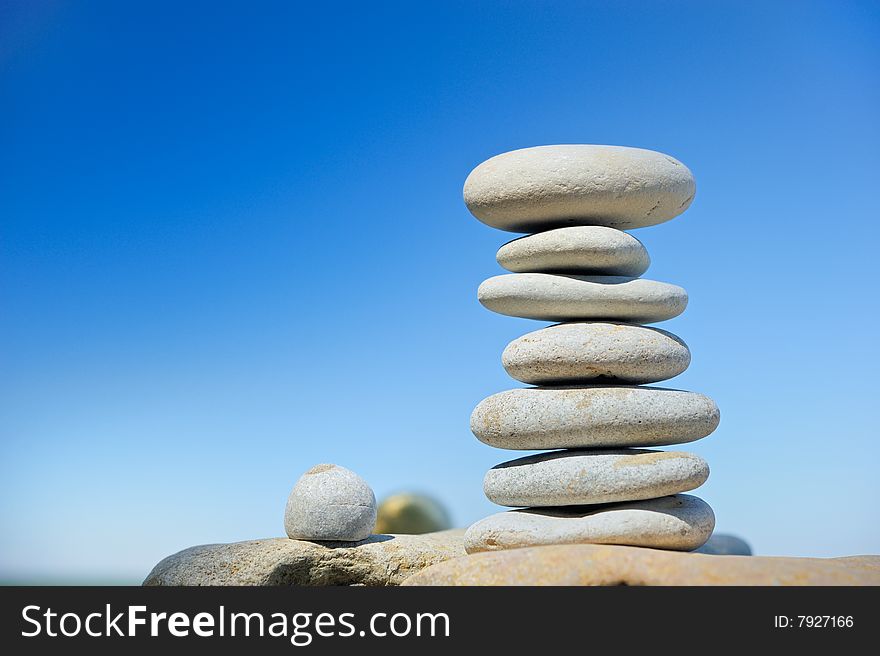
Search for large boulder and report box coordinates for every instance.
[144,530,464,586]
[402,543,880,586]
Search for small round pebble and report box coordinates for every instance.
[284,464,377,542]
[695,534,753,556]
[374,493,452,535]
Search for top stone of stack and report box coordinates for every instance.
[463,145,695,232]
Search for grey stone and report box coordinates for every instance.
[464,495,715,553]
[284,464,377,542]
[484,449,709,507]
[463,145,696,233]
[695,533,753,556]
[143,530,466,586]
[496,226,650,276]
[471,386,720,450]
[502,322,690,385]
[478,274,687,323]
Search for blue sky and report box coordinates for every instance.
[2,1,878,582]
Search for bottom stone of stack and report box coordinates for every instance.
[464,494,714,554]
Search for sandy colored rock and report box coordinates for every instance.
[471,386,720,450]
[284,464,377,542]
[464,495,714,553]
[478,274,687,323]
[484,449,709,507]
[374,493,452,534]
[403,543,880,586]
[496,226,650,276]
[463,145,696,232]
[502,322,690,385]
[143,530,465,586]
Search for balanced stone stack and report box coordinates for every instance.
[462,145,720,554]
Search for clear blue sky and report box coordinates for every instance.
[2,1,878,582]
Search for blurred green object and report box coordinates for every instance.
[374,493,452,534]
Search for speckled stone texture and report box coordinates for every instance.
[463,494,714,553]
[484,449,709,507]
[402,544,880,586]
[496,226,650,276]
[478,274,687,323]
[284,464,377,542]
[502,322,690,385]
[143,530,465,586]
[471,386,720,450]
[463,145,696,232]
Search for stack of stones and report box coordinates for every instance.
[462,145,720,554]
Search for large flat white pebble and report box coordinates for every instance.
[470,386,720,450]
[464,145,696,232]
[478,274,688,323]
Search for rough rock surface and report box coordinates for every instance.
[143,530,465,586]
[403,543,880,586]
